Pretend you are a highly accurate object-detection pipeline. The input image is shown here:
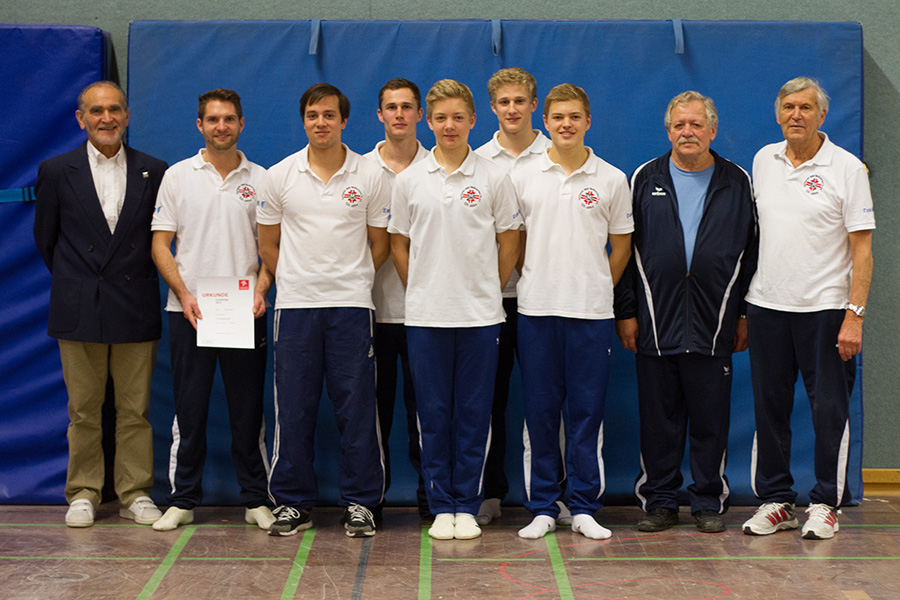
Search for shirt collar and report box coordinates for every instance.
[538,146,597,175]
[86,140,126,169]
[425,145,476,175]
[191,148,252,175]
[296,143,353,176]
[774,132,834,167]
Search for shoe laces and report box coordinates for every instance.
[273,506,303,521]
[755,501,788,517]
[347,504,373,521]
[806,503,840,520]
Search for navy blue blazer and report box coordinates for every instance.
[33,143,167,344]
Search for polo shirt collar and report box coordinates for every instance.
[773,132,834,167]
[296,144,354,176]
[425,145,476,175]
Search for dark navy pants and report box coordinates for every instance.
[166,313,269,509]
[482,297,518,500]
[634,353,732,514]
[518,315,612,517]
[374,321,427,515]
[406,325,500,515]
[747,304,855,507]
[268,308,385,510]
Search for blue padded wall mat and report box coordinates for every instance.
[124,19,863,507]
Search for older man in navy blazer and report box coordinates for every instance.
[34,81,167,528]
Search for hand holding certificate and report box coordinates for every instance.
[196,276,256,349]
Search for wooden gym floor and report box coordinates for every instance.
[2,500,900,600]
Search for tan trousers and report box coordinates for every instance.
[58,339,158,508]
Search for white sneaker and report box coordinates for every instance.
[152,507,194,531]
[801,504,840,540]
[65,499,95,528]
[741,502,799,536]
[475,498,502,525]
[120,496,162,525]
[453,513,482,539]
[556,501,573,526]
[245,506,276,530]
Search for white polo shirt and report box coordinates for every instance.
[747,133,875,312]
[365,140,429,324]
[475,130,551,298]
[151,149,265,312]
[389,148,523,327]
[512,148,634,320]
[257,145,390,310]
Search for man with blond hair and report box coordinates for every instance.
[512,84,632,540]
[615,91,757,534]
[390,79,521,540]
[742,77,874,540]
[473,67,554,526]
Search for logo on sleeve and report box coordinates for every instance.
[236,183,256,202]
[343,186,363,207]
[579,187,600,209]
[803,175,824,195]
[461,186,481,208]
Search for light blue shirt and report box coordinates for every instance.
[670,159,713,271]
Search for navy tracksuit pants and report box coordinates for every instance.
[165,313,270,509]
[268,308,385,510]
[518,315,612,517]
[406,325,500,516]
[746,304,855,507]
[634,353,732,514]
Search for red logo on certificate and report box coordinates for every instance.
[239,279,250,291]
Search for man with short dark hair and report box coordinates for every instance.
[615,91,757,534]
[365,78,430,518]
[150,88,274,532]
[742,77,874,540]
[34,81,167,528]
[259,83,389,537]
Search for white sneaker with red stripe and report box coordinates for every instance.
[801,504,840,540]
[742,502,799,535]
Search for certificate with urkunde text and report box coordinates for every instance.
[196,276,256,349]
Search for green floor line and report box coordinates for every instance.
[0,556,159,560]
[544,533,574,600]
[570,555,900,561]
[418,526,432,600]
[280,529,316,600]
[435,558,546,562]
[181,557,292,561]
[136,524,196,600]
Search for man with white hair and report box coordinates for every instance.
[615,91,757,534]
[742,77,874,540]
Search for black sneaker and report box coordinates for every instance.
[637,507,679,532]
[341,504,376,537]
[693,509,726,533]
[269,506,312,536]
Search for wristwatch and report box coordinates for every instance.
[847,303,866,318]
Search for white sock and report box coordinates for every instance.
[572,514,611,540]
[475,498,502,525]
[152,507,194,532]
[518,515,557,539]
[428,513,455,540]
[453,512,482,539]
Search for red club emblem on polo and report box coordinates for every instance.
[343,186,363,207]
[580,187,600,209]
[804,175,823,195]
[461,186,481,208]
[236,183,255,202]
